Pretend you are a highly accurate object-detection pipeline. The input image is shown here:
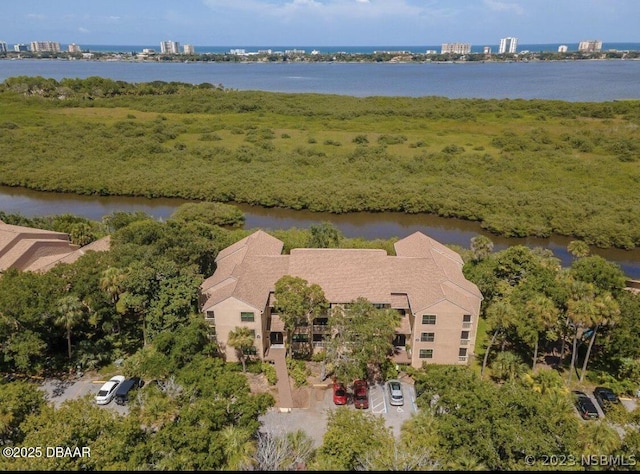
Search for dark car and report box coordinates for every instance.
[593,387,620,413]
[353,379,369,409]
[572,391,599,420]
[333,382,348,405]
[115,377,144,406]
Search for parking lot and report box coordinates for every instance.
[259,379,417,447]
[39,375,130,415]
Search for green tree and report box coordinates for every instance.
[481,296,516,377]
[567,240,590,258]
[227,326,255,372]
[313,408,393,470]
[516,294,559,370]
[327,297,400,382]
[579,291,620,382]
[54,294,87,360]
[274,275,328,358]
[308,221,343,248]
[470,235,494,262]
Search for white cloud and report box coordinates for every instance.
[78,27,90,33]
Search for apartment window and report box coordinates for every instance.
[461,331,470,340]
[243,346,257,355]
[292,333,309,342]
[458,348,468,361]
[240,312,255,322]
[422,314,436,325]
[462,314,472,328]
[419,349,434,359]
[420,332,435,342]
[249,329,256,338]
[205,310,215,321]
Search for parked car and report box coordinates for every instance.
[333,382,348,405]
[115,377,144,405]
[387,379,404,406]
[353,379,369,409]
[95,375,125,405]
[572,391,599,420]
[593,387,621,413]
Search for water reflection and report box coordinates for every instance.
[1,185,639,278]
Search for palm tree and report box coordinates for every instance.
[221,425,256,470]
[481,297,516,377]
[565,280,596,383]
[490,351,526,382]
[99,267,125,305]
[579,292,620,382]
[55,295,86,359]
[523,295,559,370]
[227,326,255,372]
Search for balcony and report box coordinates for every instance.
[312,325,331,334]
[458,356,468,362]
[460,339,470,346]
[462,322,472,329]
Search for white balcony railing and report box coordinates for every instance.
[458,356,468,362]
[460,339,469,346]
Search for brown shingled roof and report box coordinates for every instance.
[200,230,482,317]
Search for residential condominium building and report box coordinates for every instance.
[68,43,81,53]
[499,37,518,54]
[183,44,195,55]
[578,40,602,52]
[0,41,7,53]
[30,41,61,53]
[160,40,180,54]
[200,230,483,368]
[441,43,471,55]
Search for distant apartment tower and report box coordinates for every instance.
[499,37,518,54]
[0,41,7,53]
[558,45,568,53]
[160,40,180,54]
[68,43,81,53]
[441,43,471,54]
[578,40,602,52]
[483,46,492,55]
[14,43,28,52]
[183,44,195,55]
[30,41,61,53]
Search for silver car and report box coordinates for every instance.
[387,379,404,406]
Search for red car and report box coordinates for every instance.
[332,382,348,405]
[353,379,369,409]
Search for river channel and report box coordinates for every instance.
[1,185,639,279]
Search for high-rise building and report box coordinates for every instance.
[13,43,28,52]
[0,41,7,53]
[499,37,518,54]
[30,41,61,53]
[68,43,81,53]
[578,40,602,53]
[558,45,568,53]
[183,44,195,55]
[441,43,471,54]
[160,40,180,54]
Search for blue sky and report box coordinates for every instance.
[2,0,639,46]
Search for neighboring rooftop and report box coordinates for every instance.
[0,220,110,273]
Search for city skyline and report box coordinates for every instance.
[1,0,639,47]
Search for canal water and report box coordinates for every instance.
[1,185,639,278]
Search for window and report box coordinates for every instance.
[292,333,309,342]
[462,314,472,328]
[205,310,215,321]
[461,331,470,340]
[420,332,435,342]
[241,312,255,322]
[242,346,257,355]
[422,314,436,325]
[458,348,468,361]
[419,349,434,359]
[249,329,256,338]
